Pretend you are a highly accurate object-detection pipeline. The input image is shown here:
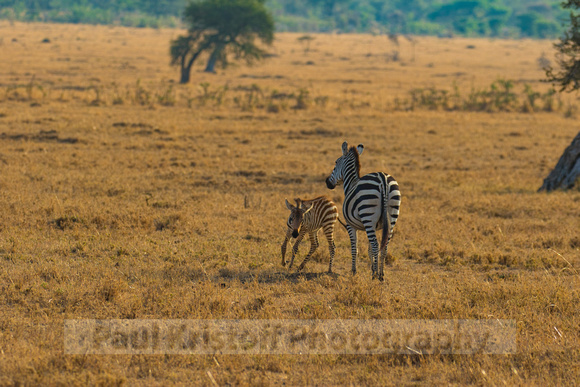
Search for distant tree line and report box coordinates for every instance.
[0,0,186,27]
[272,0,567,38]
[0,0,569,38]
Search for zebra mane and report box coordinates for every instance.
[348,146,362,177]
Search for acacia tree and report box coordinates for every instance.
[541,0,580,191]
[170,0,274,83]
[546,0,580,91]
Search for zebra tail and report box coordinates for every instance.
[380,182,391,251]
[337,216,348,231]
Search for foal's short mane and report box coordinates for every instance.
[293,196,329,209]
[348,146,362,176]
[301,196,329,202]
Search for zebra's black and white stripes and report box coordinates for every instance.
[281,197,338,273]
[326,141,400,281]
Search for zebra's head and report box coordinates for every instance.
[326,141,364,189]
[285,198,313,238]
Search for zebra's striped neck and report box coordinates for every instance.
[341,156,360,195]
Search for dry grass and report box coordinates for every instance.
[0,21,578,385]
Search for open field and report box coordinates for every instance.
[0,21,579,385]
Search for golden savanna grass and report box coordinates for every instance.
[0,21,579,385]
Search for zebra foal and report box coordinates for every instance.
[281,197,338,273]
[325,141,401,281]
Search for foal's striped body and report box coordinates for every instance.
[281,197,338,273]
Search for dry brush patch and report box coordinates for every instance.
[0,22,578,384]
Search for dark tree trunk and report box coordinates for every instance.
[205,46,223,73]
[539,131,580,192]
[179,65,191,84]
[179,49,203,84]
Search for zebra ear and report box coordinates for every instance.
[285,199,294,210]
[357,144,364,155]
[342,141,348,155]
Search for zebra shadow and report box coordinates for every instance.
[215,268,340,284]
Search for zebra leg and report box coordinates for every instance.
[379,227,395,281]
[289,229,306,269]
[347,225,358,275]
[378,241,389,282]
[297,231,319,272]
[281,227,293,266]
[323,224,336,273]
[364,225,380,280]
[368,243,375,274]
[378,246,385,282]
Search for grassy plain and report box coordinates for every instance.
[0,21,579,385]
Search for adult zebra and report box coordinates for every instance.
[325,141,401,281]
